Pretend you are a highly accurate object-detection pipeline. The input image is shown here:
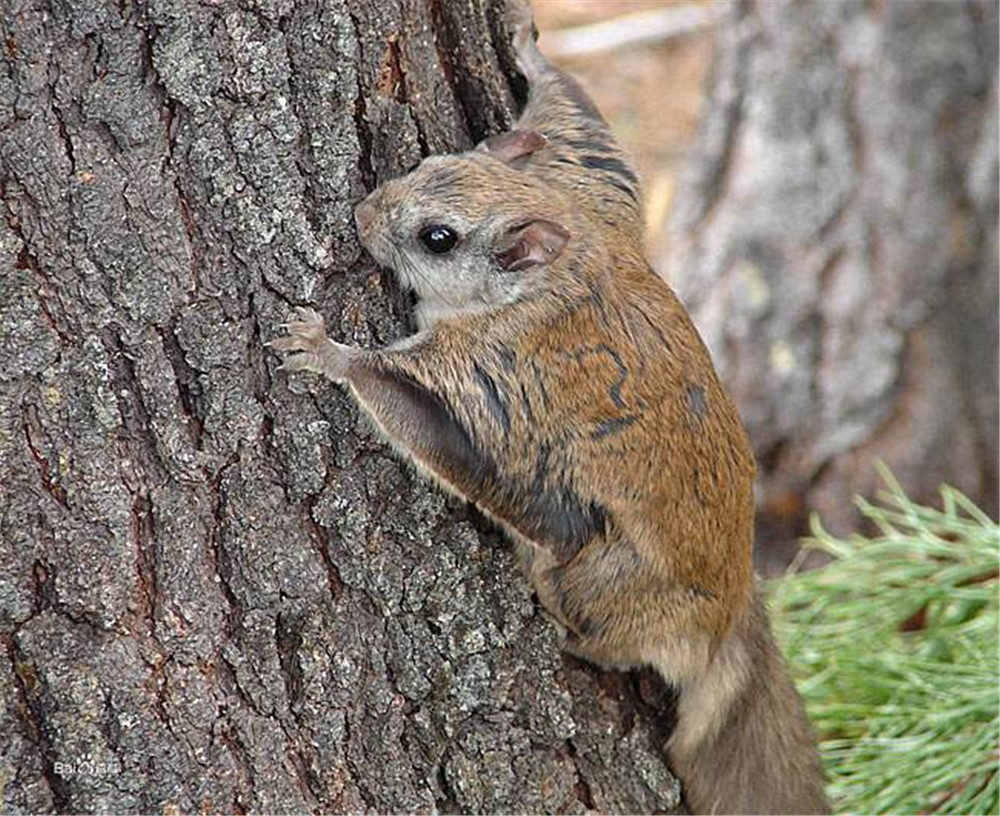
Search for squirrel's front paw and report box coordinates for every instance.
[270,307,350,380]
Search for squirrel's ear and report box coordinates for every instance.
[478,129,548,164]
[496,219,570,271]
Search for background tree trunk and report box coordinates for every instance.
[667,0,999,564]
[0,1,681,812]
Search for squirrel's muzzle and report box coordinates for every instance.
[354,197,377,243]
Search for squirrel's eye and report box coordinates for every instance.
[418,225,459,254]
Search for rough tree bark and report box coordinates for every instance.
[667,0,999,558]
[0,1,681,812]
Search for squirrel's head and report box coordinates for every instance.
[354,143,573,323]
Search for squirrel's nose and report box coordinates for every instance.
[354,198,377,240]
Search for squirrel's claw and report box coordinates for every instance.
[277,352,321,374]
[270,307,351,382]
[270,307,330,366]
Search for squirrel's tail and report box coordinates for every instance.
[667,591,830,815]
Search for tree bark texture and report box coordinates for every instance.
[0,1,682,812]
[667,0,999,554]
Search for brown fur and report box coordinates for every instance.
[271,2,829,812]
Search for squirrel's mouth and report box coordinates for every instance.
[355,230,394,273]
[364,238,424,302]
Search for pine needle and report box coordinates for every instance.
[770,468,999,815]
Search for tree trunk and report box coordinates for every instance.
[667,0,999,562]
[0,1,681,812]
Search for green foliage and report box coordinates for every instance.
[771,466,999,815]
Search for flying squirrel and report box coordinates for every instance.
[271,2,829,812]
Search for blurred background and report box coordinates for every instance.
[532,0,999,572]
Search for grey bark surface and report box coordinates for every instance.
[0,1,681,812]
[667,0,999,555]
